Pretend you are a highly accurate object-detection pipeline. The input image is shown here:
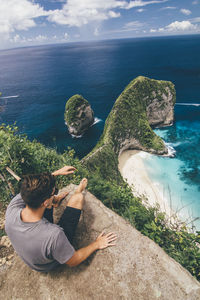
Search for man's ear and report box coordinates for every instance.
[43,199,49,208]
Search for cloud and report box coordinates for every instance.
[137,8,145,12]
[9,32,70,44]
[64,32,69,39]
[48,0,126,27]
[180,9,192,16]
[48,0,169,27]
[125,0,168,9]
[160,6,176,10]
[151,20,199,34]
[94,27,100,36]
[166,21,196,31]
[0,0,171,41]
[10,34,48,43]
[192,0,198,4]
[0,0,50,37]
[124,21,144,30]
[102,20,144,35]
[190,17,200,23]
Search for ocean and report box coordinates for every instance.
[0,35,200,229]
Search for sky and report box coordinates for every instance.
[0,0,200,49]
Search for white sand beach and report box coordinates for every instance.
[118,150,172,217]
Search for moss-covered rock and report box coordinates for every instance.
[64,94,94,136]
[83,76,176,177]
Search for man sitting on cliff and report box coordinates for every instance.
[5,166,117,272]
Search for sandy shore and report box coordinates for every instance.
[118,150,172,217]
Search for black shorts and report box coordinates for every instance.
[44,206,81,244]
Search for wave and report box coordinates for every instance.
[170,140,191,147]
[90,117,102,127]
[165,143,176,157]
[176,103,200,107]
[71,134,83,139]
[0,95,19,99]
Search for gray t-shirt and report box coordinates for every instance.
[5,194,75,272]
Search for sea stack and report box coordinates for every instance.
[64,94,94,136]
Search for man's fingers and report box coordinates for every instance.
[107,235,117,240]
[107,243,116,247]
[98,231,105,238]
[107,237,117,243]
[68,167,77,171]
[106,232,115,237]
[106,234,117,240]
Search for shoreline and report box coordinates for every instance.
[118,150,173,218]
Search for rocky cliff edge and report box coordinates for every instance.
[0,184,199,300]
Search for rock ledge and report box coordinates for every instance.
[0,185,199,300]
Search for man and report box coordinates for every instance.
[5,166,117,272]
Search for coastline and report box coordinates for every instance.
[118,150,173,218]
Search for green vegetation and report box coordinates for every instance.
[83,76,175,178]
[0,124,200,280]
[64,94,89,125]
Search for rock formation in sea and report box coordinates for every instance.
[82,76,176,178]
[0,184,199,299]
[64,94,94,136]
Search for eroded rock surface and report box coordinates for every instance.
[146,86,175,127]
[0,185,200,300]
[64,94,94,136]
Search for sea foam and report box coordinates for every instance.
[90,117,102,127]
[165,143,176,157]
[0,95,19,99]
[65,116,102,138]
[176,103,200,107]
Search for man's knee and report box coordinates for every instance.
[67,192,84,209]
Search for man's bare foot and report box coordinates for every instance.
[75,178,88,193]
[53,191,69,207]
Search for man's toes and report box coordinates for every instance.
[81,178,88,189]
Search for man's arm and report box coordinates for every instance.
[66,232,117,267]
[52,166,77,176]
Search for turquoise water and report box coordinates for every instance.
[143,110,200,230]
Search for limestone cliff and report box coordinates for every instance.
[0,185,199,300]
[98,76,175,155]
[64,94,94,136]
[83,76,175,177]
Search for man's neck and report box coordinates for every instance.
[21,206,45,223]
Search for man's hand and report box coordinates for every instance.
[52,166,77,176]
[66,231,117,267]
[52,191,69,208]
[95,232,117,249]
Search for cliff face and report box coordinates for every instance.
[64,94,94,136]
[83,76,176,176]
[99,76,175,155]
[1,185,199,300]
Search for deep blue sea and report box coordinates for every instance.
[0,35,200,229]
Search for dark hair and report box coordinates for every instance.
[20,173,56,209]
